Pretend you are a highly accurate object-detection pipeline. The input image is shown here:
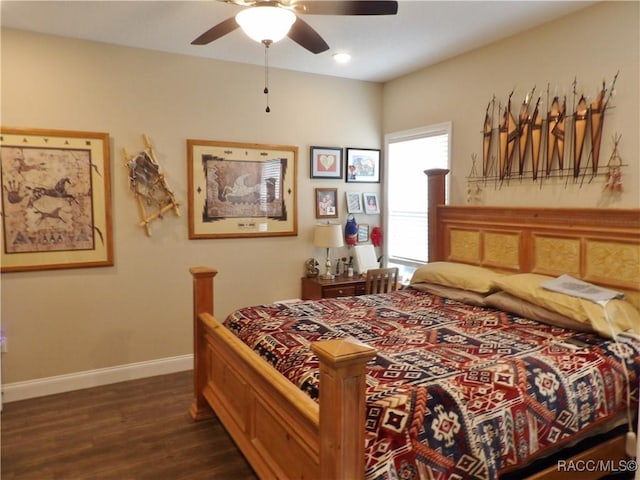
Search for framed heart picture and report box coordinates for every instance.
[310,146,342,179]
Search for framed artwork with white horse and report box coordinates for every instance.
[0,127,113,272]
[187,139,297,239]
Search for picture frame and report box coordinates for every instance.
[363,192,380,214]
[187,139,298,239]
[357,224,370,243]
[310,146,342,179]
[345,148,380,183]
[315,188,338,219]
[345,191,363,213]
[0,127,113,272]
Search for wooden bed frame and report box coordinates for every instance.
[190,169,639,479]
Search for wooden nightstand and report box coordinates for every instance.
[301,275,367,300]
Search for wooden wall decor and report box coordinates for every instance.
[123,134,180,236]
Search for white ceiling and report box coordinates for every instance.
[1,0,596,83]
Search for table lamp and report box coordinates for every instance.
[314,223,344,280]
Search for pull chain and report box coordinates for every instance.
[263,40,271,113]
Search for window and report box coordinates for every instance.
[383,123,450,280]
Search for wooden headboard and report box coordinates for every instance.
[425,169,640,310]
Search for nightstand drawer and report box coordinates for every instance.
[301,276,367,300]
[323,285,357,298]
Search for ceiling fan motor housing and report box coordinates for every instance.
[235,5,296,44]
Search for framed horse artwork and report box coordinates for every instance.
[187,139,298,239]
[0,127,113,272]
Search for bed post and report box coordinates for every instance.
[189,266,218,420]
[311,339,376,480]
[424,168,449,262]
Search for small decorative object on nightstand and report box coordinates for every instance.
[305,258,319,278]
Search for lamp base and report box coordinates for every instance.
[322,253,334,280]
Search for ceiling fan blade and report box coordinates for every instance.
[220,0,255,5]
[191,17,239,45]
[294,1,398,16]
[287,17,329,54]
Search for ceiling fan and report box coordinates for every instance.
[191,0,399,54]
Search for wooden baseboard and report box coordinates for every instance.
[2,354,193,403]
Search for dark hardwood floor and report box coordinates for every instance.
[1,370,258,479]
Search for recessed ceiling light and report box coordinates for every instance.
[333,52,351,64]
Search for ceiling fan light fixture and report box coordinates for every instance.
[333,52,351,64]
[236,6,296,44]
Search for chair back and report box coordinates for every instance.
[365,267,399,294]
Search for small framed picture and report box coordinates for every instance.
[345,191,363,213]
[346,148,380,183]
[310,146,342,179]
[358,224,369,243]
[363,192,380,214]
[315,188,338,219]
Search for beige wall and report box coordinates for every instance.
[1,29,383,383]
[2,1,638,386]
[383,1,639,208]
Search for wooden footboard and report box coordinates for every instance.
[190,267,375,479]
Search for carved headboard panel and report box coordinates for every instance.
[425,169,640,310]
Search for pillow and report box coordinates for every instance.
[410,262,503,294]
[411,282,488,307]
[484,291,595,333]
[493,273,640,338]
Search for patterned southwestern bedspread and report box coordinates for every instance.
[223,289,640,480]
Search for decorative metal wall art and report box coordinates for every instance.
[603,134,623,193]
[471,72,624,190]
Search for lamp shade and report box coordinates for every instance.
[314,224,344,249]
[236,6,296,44]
